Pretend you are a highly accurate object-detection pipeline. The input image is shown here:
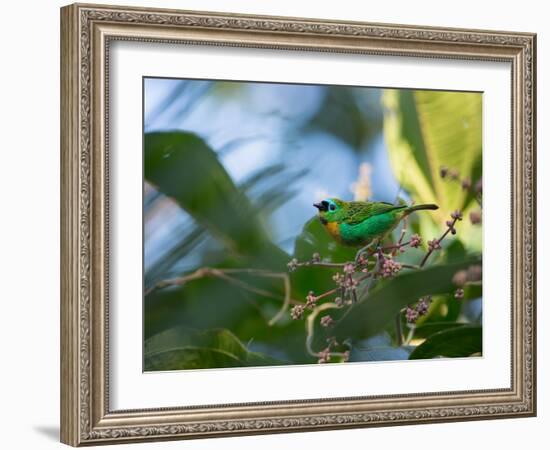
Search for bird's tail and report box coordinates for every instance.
[405,203,439,214]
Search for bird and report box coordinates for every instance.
[313,198,438,259]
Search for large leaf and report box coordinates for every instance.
[145,132,277,258]
[144,265,311,362]
[382,90,482,229]
[144,326,284,371]
[289,217,357,300]
[412,321,468,339]
[423,295,462,324]
[409,325,482,359]
[294,216,356,264]
[333,259,480,342]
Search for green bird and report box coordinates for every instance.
[313,198,438,255]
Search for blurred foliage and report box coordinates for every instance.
[143,83,483,371]
[409,325,482,359]
[145,132,284,263]
[305,86,382,149]
[290,218,357,300]
[145,269,311,363]
[382,90,482,240]
[332,259,480,343]
[145,132,310,363]
[412,322,469,339]
[145,327,284,370]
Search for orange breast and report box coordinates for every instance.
[323,221,341,242]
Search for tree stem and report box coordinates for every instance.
[395,312,404,347]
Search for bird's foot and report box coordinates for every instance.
[355,241,381,265]
[354,241,377,265]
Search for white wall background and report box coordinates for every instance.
[0,0,546,449]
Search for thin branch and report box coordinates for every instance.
[294,239,414,272]
[405,324,416,345]
[394,312,404,347]
[314,287,341,302]
[144,268,210,296]
[266,272,291,326]
[419,214,460,267]
[217,268,295,324]
[145,267,296,326]
[305,302,340,357]
[385,240,411,252]
[295,261,349,269]
[392,218,408,257]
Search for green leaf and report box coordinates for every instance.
[425,295,462,323]
[144,267,313,362]
[144,326,284,371]
[412,322,468,339]
[333,259,480,342]
[409,325,482,359]
[382,90,482,230]
[290,217,356,300]
[144,132,273,257]
[294,216,356,263]
[443,239,467,263]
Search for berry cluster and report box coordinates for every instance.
[288,209,469,364]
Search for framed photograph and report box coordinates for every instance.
[60,3,536,446]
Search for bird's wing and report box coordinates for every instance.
[344,201,406,225]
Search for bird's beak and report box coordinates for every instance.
[313,202,328,211]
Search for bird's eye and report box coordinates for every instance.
[329,204,336,211]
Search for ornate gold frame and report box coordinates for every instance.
[60,3,536,446]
